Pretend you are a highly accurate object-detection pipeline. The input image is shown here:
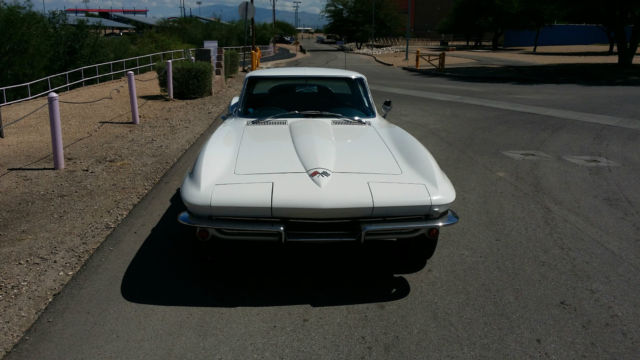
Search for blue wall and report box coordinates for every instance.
[504,25,611,47]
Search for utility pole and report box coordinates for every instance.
[251,0,255,49]
[293,1,301,29]
[405,0,411,60]
[270,0,277,29]
[196,1,201,16]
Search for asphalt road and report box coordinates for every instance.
[6,41,640,359]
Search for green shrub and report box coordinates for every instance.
[155,60,212,99]
[224,50,240,78]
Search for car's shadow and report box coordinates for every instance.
[121,191,418,307]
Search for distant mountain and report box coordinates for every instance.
[197,4,326,29]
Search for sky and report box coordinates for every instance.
[37,0,327,18]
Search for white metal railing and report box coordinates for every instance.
[1,49,195,107]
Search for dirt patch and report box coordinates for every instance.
[0,70,245,357]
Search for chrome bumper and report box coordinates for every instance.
[178,210,458,243]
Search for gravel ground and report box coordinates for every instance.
[0,70,245,357]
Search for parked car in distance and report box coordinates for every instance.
[179,67,458,267]
[323,34,340,44]
[273,34,294,44]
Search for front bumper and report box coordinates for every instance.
[178,210,458,243]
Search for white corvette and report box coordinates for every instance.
[179,67,457,261]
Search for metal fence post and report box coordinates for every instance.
[166,60,173,100]
[47,92,64,170]
[127,71,139,124]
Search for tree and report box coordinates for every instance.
[323,0,402,48]
[438,0,491,47]
[438,0,520,50]
[561,0,639,65]
[0,2,51,86]
[518,0,557,52]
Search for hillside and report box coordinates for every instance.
[199,3,326,28]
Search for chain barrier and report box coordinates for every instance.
[135,67,165,83]
[0,87,121,133]
[0,103,48,131]
[134,75,159,82]
[1,64,175,136]
[58,88,120,105]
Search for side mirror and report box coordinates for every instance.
[228,96,240,115]
[381,99,392,118]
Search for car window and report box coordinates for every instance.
[241,76,375,118]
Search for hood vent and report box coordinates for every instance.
[246,120,288,126]
[331,120,370,126]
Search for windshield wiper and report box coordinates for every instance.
[251,110,366,124]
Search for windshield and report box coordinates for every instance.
[240,76,375,118]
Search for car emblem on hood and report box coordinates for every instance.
[310,170,331,178]
[307,168,332,187]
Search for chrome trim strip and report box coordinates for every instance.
[359,210,459,243]
[178,209,458,243]
[178,211,285,242]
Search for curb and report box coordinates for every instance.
[371,55,394,67]
[352,52,394,66]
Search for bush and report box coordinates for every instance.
[224,50,239,78]
[155,60,212,99]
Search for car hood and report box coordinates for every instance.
[235,119,401,182]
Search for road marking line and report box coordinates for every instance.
[369,85,640,130]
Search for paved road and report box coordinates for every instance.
[7,41,640,359]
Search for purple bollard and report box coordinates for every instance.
[47,92,64,170]
[127,71,139,124]
[166,60,173,100]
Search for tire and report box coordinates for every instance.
[394,232,439,273]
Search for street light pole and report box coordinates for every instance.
[405,0,411,60]
[293,1,301,29]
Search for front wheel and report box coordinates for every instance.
[394,230,439,273]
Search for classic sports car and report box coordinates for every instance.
[178,67,457,262]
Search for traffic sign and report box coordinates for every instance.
[238,1,255,19]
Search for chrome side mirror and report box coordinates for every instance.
[228,96,240,115]
[381,99,392,118]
